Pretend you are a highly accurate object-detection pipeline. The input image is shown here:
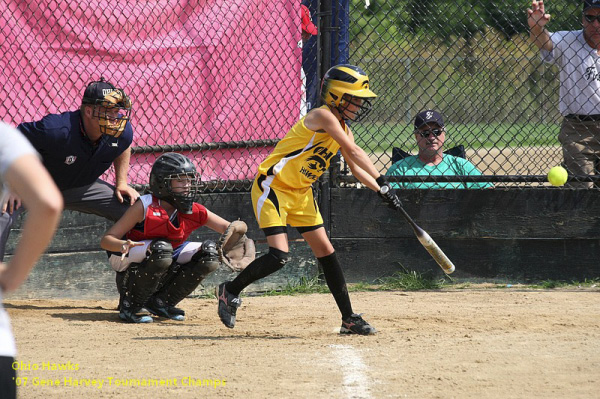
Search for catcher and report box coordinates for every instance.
[100,152,255,323]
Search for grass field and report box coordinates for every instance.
[353,122,561,153]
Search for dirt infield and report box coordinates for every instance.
[6,288,599,398]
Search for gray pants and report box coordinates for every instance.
[0,179,132,261]
[559,118,600,188]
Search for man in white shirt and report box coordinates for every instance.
[528,0,600,187]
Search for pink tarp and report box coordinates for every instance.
[0,0,302,183]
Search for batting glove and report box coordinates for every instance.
[376,175,403,210]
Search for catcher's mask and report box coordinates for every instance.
[320,64,377,122]
[82,78,132,138]
[149,153,200,214]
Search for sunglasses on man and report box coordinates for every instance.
[415,128,443,138]
[584,14,600,23]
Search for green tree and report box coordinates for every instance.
[484,0,580,40]
[350,0,407,41]
[351,0,583,44]
[407,0,434,34]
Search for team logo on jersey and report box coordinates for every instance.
[306,155,327,173]
[64,155,77,165]
[299,145,335,180]
[584,66,600,82]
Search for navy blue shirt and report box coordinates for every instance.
[17,110,133,191]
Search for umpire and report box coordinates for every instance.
[0,78,139,260]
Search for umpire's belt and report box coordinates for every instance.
[565,114,600,122]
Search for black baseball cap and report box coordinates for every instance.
[82,78,117,104]
[584,0,600,11]
[414,110,444,129]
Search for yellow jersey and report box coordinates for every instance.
[257,106,346,190]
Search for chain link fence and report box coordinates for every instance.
[1,0,599,191]
[0,0,303,193]
[344,0,600,189]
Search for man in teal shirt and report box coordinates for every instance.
[386,110,493,189]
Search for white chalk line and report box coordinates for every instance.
[329,344,372,399]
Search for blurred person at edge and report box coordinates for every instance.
[300,4,318,117]
[0,122,63,399]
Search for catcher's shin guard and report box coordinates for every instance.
[121,240,173,312]
[153,240,219,307]
[116,270,128,311]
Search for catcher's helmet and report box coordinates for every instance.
[320,64,377,122]
[82,77,132,137]
[149,153,200,214]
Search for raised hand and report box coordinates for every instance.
[527,0,551,29]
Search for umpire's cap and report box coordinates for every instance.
[82,78,117,105]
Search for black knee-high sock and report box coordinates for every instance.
[318,252,353,319]
[226,247,288,296]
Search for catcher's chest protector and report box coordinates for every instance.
[127,199,207,248]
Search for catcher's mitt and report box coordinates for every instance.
[218,221,256,272]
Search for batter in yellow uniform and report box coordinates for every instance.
[252,106,344,229]
[217,65,403,335]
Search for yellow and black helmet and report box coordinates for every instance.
[320,64,376,121]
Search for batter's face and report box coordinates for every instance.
[339,95,363,121]
[415,123,445,156]
[583,8,600,47]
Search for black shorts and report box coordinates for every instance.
[263,224,323,237]
[0,356,16,399]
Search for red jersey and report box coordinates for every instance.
[127,196,208,248]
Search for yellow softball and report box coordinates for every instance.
[547,166,568,187]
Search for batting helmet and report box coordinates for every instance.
[149,153,200,214]
[320,64,377,122]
